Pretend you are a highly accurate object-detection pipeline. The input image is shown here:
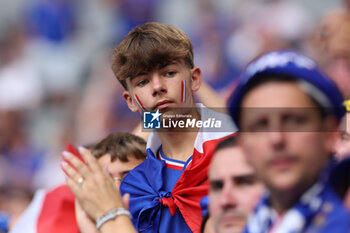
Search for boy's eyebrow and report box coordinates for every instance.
[159,61,177,69]
[130,71,149,81]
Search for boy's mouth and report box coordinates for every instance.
[154,100,174,110]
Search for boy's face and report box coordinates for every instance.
[122,60,201,115]
[238,81,337,194]
[97,154,144,188]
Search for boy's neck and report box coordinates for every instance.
[157,108,200,162]
[158,131,199,161]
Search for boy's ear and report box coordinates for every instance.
[123,91,139,112]
[190,67,202,92]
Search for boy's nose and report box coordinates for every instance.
[152,75,167,96]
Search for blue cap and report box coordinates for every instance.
[228,50,345,127]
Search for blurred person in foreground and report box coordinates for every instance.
[10,132,146,233]
[229,50,350,232]
[208,135,264,233]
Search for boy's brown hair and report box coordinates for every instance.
[112,22,194,90]
[90,132,147,162]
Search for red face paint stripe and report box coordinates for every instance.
[135,94,146,111]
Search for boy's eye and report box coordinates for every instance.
[165,71,176,77]
[137,79,149,87]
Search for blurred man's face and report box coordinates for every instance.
[209,146,264,233]
[239,81,336,196]
[98,154,144,188]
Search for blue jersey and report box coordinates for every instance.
[157,147,192,233]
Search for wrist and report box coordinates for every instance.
[96,208,132,229]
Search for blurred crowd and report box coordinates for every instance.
[0,0,350,229]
